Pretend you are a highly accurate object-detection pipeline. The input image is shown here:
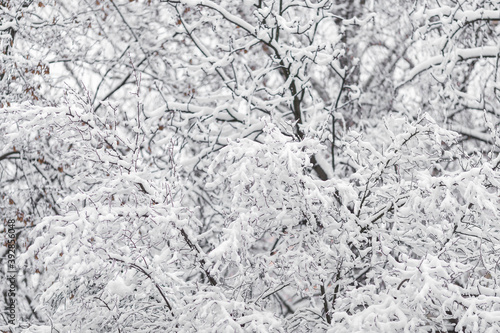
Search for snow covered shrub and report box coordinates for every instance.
[1,0,500,332]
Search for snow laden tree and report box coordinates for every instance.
[1,0,500,332]
[0,0,62,328]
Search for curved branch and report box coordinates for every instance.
[397,46,500,89]
[108,256,173,312]
[0,151,20,162]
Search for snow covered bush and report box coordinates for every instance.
[1,0,500,332]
